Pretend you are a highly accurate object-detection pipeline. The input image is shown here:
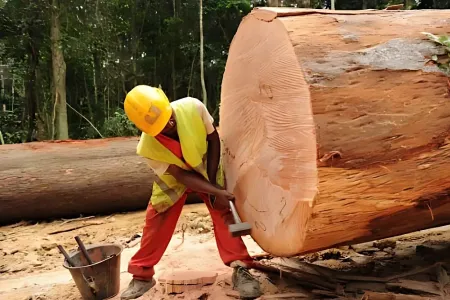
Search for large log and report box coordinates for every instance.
[220,8,450,256]
[0,138,156,225]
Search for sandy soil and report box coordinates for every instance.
[1,203,450,300]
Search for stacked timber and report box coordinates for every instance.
[220,8,450,256]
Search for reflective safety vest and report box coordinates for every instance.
[136,97,224,213]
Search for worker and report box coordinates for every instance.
[120,85,262,299]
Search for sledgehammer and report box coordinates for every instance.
[228,200,252,237]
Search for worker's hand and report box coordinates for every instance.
[211,189,235,211]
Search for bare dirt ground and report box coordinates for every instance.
[1,203,450,300]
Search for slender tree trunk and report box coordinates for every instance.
[171,50,177,100]
[84,73,93,121]
[1,74,4,99]
[25,42,38,142]
[170,0,177,100]
[107,76,110,119]
[199,0,208,106]
[92,54,98,105]
[50,0,68,140]
[117,83,120,107]
[11,77,14,110]
[188,50,198,97]
[131,0,138,87]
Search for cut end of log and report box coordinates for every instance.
[220,8,450,257]
[220,10,318,256]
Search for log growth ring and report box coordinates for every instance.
[220,11,318,256]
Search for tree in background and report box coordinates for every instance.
[50,0,68,140]
[200,0,208,107]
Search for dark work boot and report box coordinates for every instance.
[120,278,156,300]
[232,266,262,299]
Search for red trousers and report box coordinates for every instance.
[128,191,253,280]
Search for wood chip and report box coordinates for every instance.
[158,270,218,285]
[48,221,104,235]
[8,221,29,228]
[126,238,141,248]
[225,291,240,298]
[251,252,273,260]
[60,216,95,225]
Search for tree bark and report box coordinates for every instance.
[50,0,68,140]
[199,0,207,106]
[220,8,450,256]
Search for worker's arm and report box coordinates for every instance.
[206,129,220,185]
[167,164,233,209]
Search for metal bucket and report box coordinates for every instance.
[63,243,123,300]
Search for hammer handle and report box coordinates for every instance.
[229,201,242,223]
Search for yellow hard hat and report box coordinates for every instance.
[124,85,172,136]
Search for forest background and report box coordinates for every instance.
[0,0,449,144]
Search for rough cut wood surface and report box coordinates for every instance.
[220,8,450,256]
[158,271,218,285]
[0,138,155,224]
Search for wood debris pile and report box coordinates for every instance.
[252,252,450,300]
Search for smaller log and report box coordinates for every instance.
[0,137,204,225]
[158,271,217,294]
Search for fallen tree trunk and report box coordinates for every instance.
[0,137,154,225]
[0,131,217,225]
[220,8,450,256]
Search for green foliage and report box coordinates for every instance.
[0,108,28,144]
[422,32,450,76]
[101,108,140,138]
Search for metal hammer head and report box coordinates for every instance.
[228,222,252,237]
